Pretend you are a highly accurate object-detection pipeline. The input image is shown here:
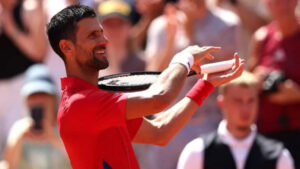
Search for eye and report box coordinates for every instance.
[88,31,100,39]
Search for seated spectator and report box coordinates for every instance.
[2,64,71,169]
[177,71,295,169]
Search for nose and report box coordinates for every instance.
[98,35,108,46]
[239,102,250,113]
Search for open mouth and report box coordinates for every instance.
[94,46,106,56]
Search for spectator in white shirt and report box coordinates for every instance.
[177,71,295,169]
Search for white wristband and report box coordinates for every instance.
[169,51,194,73]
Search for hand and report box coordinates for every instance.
[268,79,300,104]
[253,66,272,91]
[203,53,245,87]
[187,45,221,73]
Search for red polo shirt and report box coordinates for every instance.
[58,77,142,169]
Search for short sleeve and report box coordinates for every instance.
[126,118,143,141]
[276,149,295,169]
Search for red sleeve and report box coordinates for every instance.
[126,118,143,141]
[121,93,143,140]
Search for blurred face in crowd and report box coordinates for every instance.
[178,0,207,16]
[65,17,109,71]
[218,85,258,131]
[66,0,80,5]
[265,0,298,20]
[0,0,17,9]
[101,17,131,47]
[26,93,57,129]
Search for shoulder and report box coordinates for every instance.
[181,137,205,157]
[178,137,204,169]
[7,118,32,146]
[255,133,284,157]
[68,89,126,108]
[277,148,295,169]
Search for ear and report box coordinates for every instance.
[59,39,75,57]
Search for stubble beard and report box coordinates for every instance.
[76,52,109,74]
[92,54,109,70]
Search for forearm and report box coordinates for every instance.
[269,81,300,104]
[9,29,47,62]
[129,16,152,52]
[151,80,214,145]
[127,64,188,119]
[152,97,198,145]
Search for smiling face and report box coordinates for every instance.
[68,17,109,72]
[101,17,131,47]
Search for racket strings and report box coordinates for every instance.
[99,74,159,86]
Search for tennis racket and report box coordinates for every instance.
[98,59,238,92]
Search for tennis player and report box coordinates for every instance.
[46,4,244,169]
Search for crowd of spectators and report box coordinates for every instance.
[0,0,299,168]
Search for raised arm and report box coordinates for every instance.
[1,0,48,62]
[125,46,219,120]
[133,54,244,145]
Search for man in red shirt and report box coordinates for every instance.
[46,4,244,169]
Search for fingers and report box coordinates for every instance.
[230,61,245,80]
[232,52,240,70]
[206,46,222,53]
[192,64,201,74]
[204,47,220,61]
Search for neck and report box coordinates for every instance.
[66,63,99,86]
[226,123,251,140]
[276,17,300,38]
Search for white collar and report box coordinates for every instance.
[217,120,257,148]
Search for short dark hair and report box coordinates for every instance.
[46,4,96,60]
